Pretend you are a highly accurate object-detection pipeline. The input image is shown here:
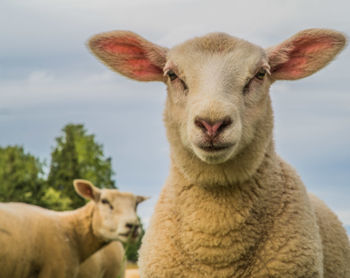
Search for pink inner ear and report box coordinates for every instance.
[101,36,145,54]
[85,187,92,196]
[296,37,334,55]
[80,185,92,198]
[99,36,163,81]
[103,40,144,55]
[276,56,307,79]
[274,36,336,79]
[128,59,163,77]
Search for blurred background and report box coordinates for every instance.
[0,0,349,259]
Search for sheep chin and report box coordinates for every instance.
[193,144,235,165]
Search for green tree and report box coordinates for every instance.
[40,187,73,211]
[0,146,45,204]
[47,124,115,208]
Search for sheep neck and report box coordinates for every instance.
[169,145,285,270]
[60,202,108,263]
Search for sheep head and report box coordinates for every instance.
[74,179,147,243]
[88,29,346,185]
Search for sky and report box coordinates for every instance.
[0,0,349,233]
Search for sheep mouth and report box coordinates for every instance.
[118,230,139,240]
[197,143,234,152]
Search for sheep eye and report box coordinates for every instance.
[166,69,188,92]
[167,70,178,81]
[180,79,188,91]
[101,199,110,205]
[255,68,266,80]
[101,199,114,210]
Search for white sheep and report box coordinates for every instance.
[77,241,125,278]
[89,29,350,277]
[0,179,147,278]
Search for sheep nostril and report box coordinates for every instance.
[194,117,232,137]
[194,118,207,133]
[218,117,232,132]
[125,223,139,230]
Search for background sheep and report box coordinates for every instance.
[89,29,350,277]
[0,179,147,278]
[77,241,125,278]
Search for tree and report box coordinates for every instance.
[40,187,73,211]
[0,146,45,204]
[47,124,115,209]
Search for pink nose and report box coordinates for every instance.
[194,117,232,138]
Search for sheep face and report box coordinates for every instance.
[88,29,345,183]
[74,180,147,242]
[92,189,145,242]
[163,34,272,165]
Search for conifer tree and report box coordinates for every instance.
[47,124,115,208]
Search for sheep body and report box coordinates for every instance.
[0,180,146,278]
[88,29,350,278]
[77,241,125,278]
[0,202,97,278]
[140,156,349,277]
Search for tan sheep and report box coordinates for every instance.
[0,179,147,278]
[77,241,125,278]
[88,29,350,277]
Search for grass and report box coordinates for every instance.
[126,262,138,269]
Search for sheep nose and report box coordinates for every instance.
[194,117,232,138]
[125,222,139,230]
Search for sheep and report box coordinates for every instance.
[88,29,350,277]
[0,179,147,278]
[77,241,126,278]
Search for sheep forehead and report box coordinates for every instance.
[172,32,251,54]
[100,189,136,205]
[168,32,266,83]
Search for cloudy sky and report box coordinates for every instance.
[1,0,349,232]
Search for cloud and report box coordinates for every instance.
[0,108,11,116]
[2,0,349,56]
[0,68,166,109]
[272,83,350,162]
[336,210,350,226]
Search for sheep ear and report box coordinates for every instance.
[74,179,100,202]
[136,195,149,205]
[88,31,168,82]
[267,29,346,80]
